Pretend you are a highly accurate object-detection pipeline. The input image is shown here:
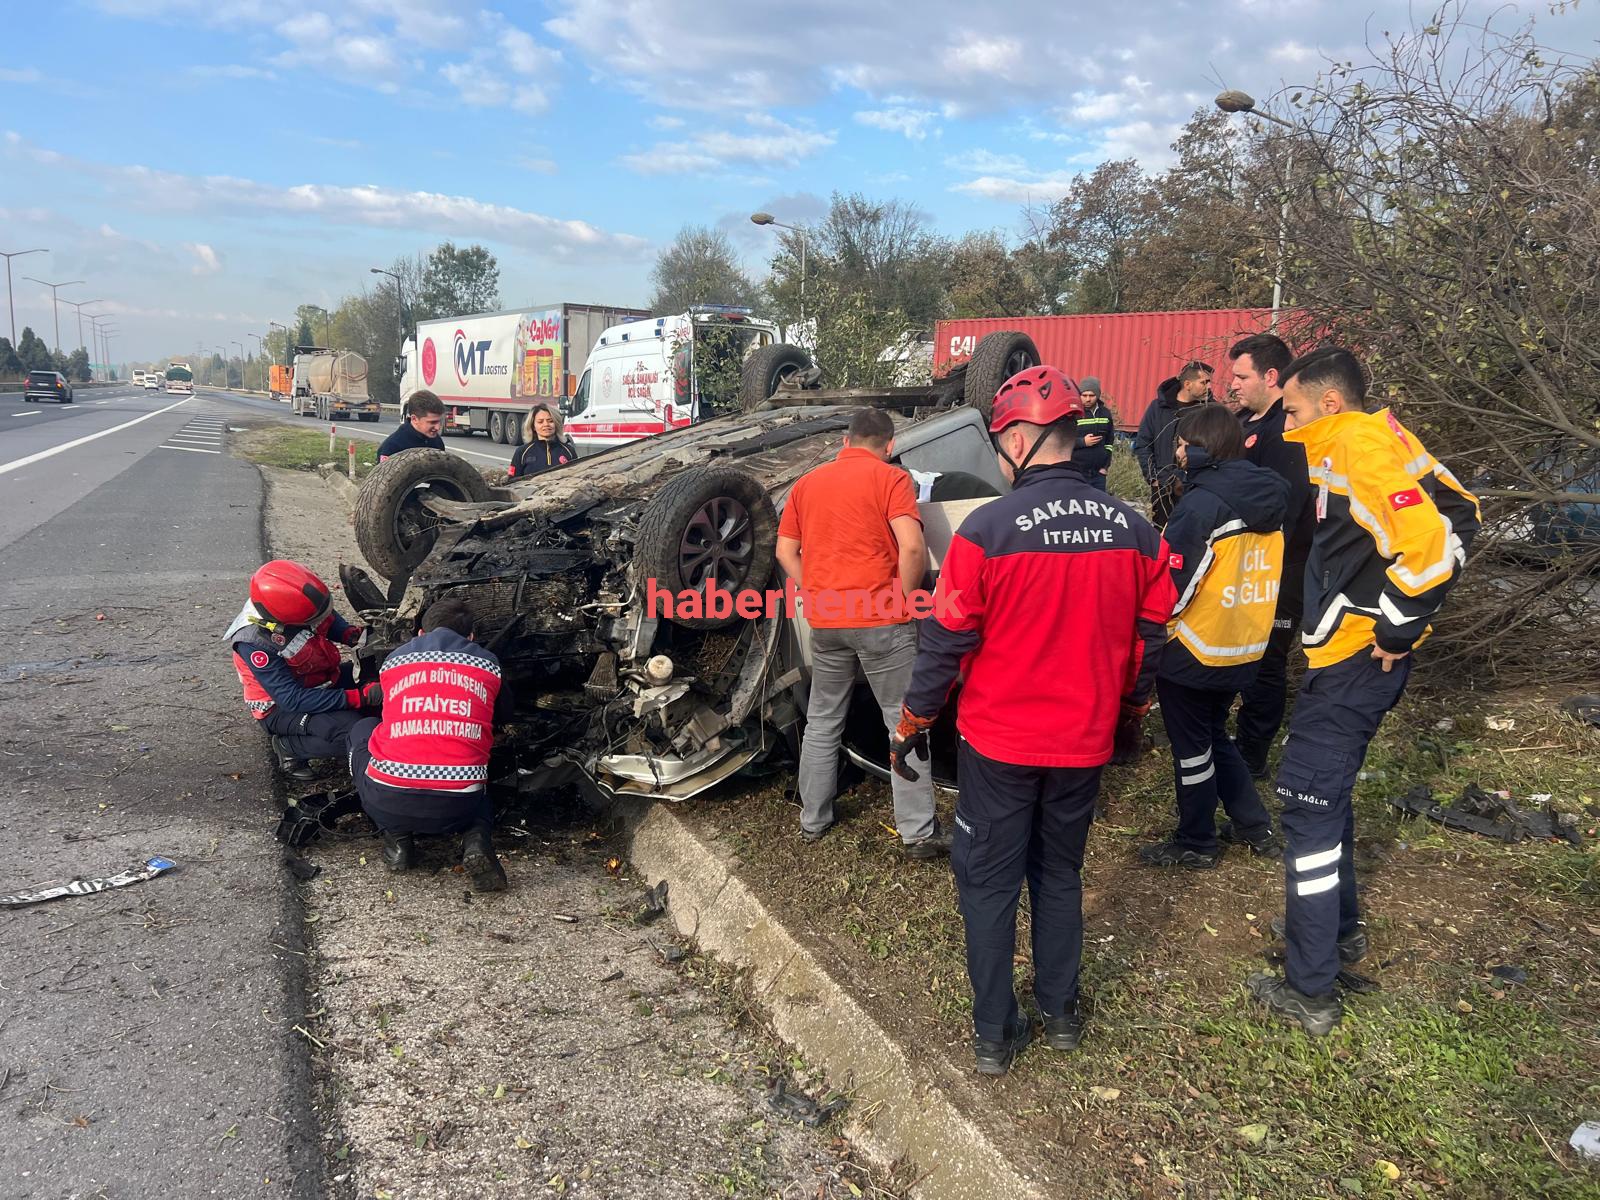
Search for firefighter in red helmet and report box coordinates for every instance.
[889,366,1177,1075]
[224,559,380,779]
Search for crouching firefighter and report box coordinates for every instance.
[227,559,379,780]
[1248,348,1480,1036]
[1138,403,1289,870]
[889,366,1176,1076]
[348,597,512,892]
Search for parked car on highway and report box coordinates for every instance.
[23,370,74,404]
[347,400,1005,802]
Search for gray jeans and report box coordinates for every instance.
[797,622,936,843]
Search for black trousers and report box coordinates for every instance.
[1276,651,1411,996]
[1235,595,1302,771]
[952,741,1100,1042]
[262,707,365,760]
[1156,677,1272,854]
[347,717,491,836]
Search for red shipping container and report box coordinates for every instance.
[935,308,1276,430]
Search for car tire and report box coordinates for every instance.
[354,448,494,581]
[739,344,815,413]
[634,464,778,630]
[963,331,1040,420]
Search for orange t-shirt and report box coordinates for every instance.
[777,447,922,628]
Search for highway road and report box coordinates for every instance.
[0,382,321,1197]
[188,386,515,465]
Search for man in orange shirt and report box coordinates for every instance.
[776,408,948,859]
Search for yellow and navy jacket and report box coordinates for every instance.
[1160,454,1290,691]
[1285,408,1480,669]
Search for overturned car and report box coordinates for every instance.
[347,401,1009,803]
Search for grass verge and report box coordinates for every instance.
[671,686,1600,1198]
[235,424,381,480]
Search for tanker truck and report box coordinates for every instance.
[290,347,377,421]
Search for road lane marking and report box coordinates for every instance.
[168,437,222,445]
[11,411,44,417]
[0,398,191,478]
[162,444,221,454]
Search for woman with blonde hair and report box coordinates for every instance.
[508,404,578,478]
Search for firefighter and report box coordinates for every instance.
[348,597,511,891]
[226,559,379,780]
[889,366,1176,1075]
[1249,347,1480,1035]
[1137,404,1288,870]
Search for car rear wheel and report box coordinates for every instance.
[634,465,778,630]
[963,331,1040,420]
[354,448,494,581]
[738,344,815,412]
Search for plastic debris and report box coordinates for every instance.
[1,857,175,908]
[1570,1122,1600,1162]
[634,879,669,925]
[275,789,362,848]
[767,1078,847,1127]
[1489,964,1528,985]
[1387,784,1584,846]
[1562,695,1600,730]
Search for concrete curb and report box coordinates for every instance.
[619,800,1048,1200]
[315,461,360,508]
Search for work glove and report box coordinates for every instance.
[1109,699,1149,766]
[889,707,937,782]
[345,683,383,710]
[340,625,368,649]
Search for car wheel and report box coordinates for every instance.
[739,344,815,412]
[634,464,778,630]
[354,448,494,582]
[963,331,1040,420]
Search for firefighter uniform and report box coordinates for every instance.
[903,461,1173,1043]
[1275,408,1479,996]
[226,603,368,759]
[1152,451,1288,857]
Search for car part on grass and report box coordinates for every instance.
[1489,964,1528,985]
[274,789,363,848]
[1570,1122,1600,1162]
[1388,784,1585,846]
[1,857,176,908]
[1561,694,1600,730]
[767,1077,848,1128]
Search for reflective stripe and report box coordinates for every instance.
[1174,618,1270,658]
[1401,452,1433,476]
[282,629,314,657]
[1178,749,1212,769]
[1302,592,1380,646]
[1172,518,1248,614]
[1345,490,1393,557]
[1293,844,1342,872]
[1181,763,1216,786]
[1296,871,1340,896]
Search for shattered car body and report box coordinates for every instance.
[353,404,1007,801]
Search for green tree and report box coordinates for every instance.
[0,337,21,378]
[649,226,756,314]
[417,241,500,320]
[15,327,51,371]
[296,304,333,347]
[1042,159,1161,312]
[944,231,1045,318]
[65,348,91,382]
[295,317,314,348]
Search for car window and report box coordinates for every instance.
[893,422,1005,490]
[27,371,56,385]
[568,369,591,417]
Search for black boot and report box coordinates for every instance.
[1247,972,1342,1037]
[973,1015,1034,1076]
[271,736,315,781]
[381,829,415,872]
[462,825,508,892]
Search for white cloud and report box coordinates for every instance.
[518,157,559,174]
[439,12,562,114]
[952,172,1077,204]
[621,115,834,176]
[854,108,939,141]
[648,115,686,130]
[187,64,278,81]
[3,132,646,257]
[1270,40,1319,63]
[945,149,1029,174]
[185,242,222,274]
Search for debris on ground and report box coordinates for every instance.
[767,1077,848,1127]
[1489,964,1528,985]
[634,879,669,924]
[1561,694,1600,730]
[1388,784,1585,846]
[274,789,363,848]
[1570,1121,1600,1162]
[1,856,176,908]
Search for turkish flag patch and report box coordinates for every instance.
[1244,433,1258,449]
[1168,552,1185,569]
[1388,488,1424,511]
[249,650,270,669]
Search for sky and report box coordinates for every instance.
[2,0,1597,363]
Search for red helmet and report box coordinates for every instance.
[250,559,332,628]
[988,366,1084,434]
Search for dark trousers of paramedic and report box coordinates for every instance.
[1156,676,1272,855]
[1234,573,1304,772]
[1275,651,1411,996]
[263,706,365,761]
[347,717,492,836]
[953,740,1099,1042]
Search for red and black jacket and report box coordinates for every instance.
[364,628,503,792]
[230,607,362,719]
[904,463,1176,768]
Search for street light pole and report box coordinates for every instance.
[66,299,104,356]
[749,213,808,325]
[231,341,245,390]
[1215,90,1297,330]
[0,248,48,346]
[22,276,85,353]
[369,268,404,339]
[248,332,266,390]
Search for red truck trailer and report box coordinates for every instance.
[934,308,1275,430]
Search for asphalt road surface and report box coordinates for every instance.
[0,384,321,1197]
[191,387,514,466]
